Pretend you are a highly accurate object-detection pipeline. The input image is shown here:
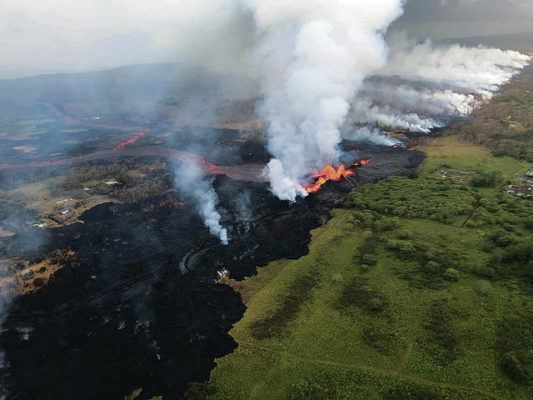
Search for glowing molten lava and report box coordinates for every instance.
[114,131,146,151]
[305,160,370,194]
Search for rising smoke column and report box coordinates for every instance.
[173,164,229,245]
[239,0,406,201]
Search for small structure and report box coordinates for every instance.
[20,269,34,281]
[525,168,533,180]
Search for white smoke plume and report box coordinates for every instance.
[173,165,229,245]
[240,0,406,201]
[347,34,530,133]
[360,80,478,116]
[381,35,531,93]
[344,126,402,147]
[351,97,444,133]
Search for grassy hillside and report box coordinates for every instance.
[189,132,532,400]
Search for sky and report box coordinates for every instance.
[395,0,533,39]
[0,0,532,80]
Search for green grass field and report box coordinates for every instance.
[191,135,532,400]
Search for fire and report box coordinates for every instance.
[305,160,370,194]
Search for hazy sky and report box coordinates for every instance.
[1,0,532,80]
[395,0,533,39]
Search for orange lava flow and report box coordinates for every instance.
[305,160,370,194]
[114,131,147,151]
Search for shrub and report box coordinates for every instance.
[501,240,533,263]
[487,230,517,247]
[375,217,401,232]
[397,230,414,240]
[385,240,416,258]
[500,352,530,383]
[443,268,460,282]
[471,171,503,188]
[424,261,441,274]
[496,310,533,384]
[475,280,492,296]
[361,254,378,266]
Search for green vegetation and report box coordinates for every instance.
[250,272,320,340]
[193,134,532,400]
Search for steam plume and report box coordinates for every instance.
[348,34,531,133]
[241,0,406,201]
[173,165,229,245]
[344,126,402,147]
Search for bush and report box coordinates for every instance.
[397,230,414,240]
[471,171,503,188]
[501,240,533,263]
[424,261,441,274]
[375,217,401,232]
[500,352,530,383]
[361,253,378,266]
[443,268,460,282]
[475,280,492,296]
[487,230,517,247]
[385,240,416,258]
[524,217,533,231]
[496,311,533,384]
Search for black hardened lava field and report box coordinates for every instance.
[0,107,424,399]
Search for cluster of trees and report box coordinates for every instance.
[61,163,138,190]
[471,171,503,188]
[492,143,533,162]
[490,128,533,162]
[497,311,533,384]
[344,176,476,224]
[112,178,170,203]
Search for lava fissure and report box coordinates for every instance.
[305,160,370,194]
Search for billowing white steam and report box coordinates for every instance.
[174,165,229,245]
[381,36,531,93]
[352,35,531,133]
[344,126,401,147]
[240,0,405,201]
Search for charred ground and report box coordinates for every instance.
[0,80,424,400]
